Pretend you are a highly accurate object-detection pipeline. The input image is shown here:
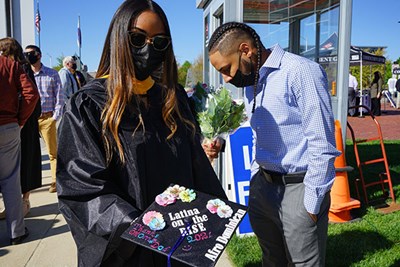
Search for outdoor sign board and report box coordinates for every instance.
[225,125,254,235]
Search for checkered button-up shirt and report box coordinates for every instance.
[34,64,64,120]
[245,44,340,214]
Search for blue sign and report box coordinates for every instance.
[228,126,254,235]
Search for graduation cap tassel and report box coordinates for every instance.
[167,219,193,267]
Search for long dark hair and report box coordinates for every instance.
[371,71,381,85]
[96,0,194,163]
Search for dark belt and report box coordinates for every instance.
[39,111,53,119]
[260,168,306,185]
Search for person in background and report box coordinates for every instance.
[387,76,397,95]
[56,0,226,266]
[396,77,400,109]
[348,71,358,116]
[370,71,383,116]
[0,38,42,218]
[0,47,39,245]
[24,45,64,193]
[208,22,340,266]
[59,56,80,99]
[74,69,86,88]
[71,56,87,88]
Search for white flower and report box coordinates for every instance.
[217,204,233,218]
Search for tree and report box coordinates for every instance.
[177,60,191,86]
[190,53,203,84]
[53,55,64,71]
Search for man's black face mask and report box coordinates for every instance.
[131,44,165,81]
[229,54,256,88]
[25,52,39,65]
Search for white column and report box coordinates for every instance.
[336,0,353,148]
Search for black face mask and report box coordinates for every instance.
[131,44,165,81]
[229,55,256,88]
[71,63,77,70]
[27,54,39,65]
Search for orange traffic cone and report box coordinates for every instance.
[328,120,360,223]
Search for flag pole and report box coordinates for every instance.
[77,15,82,69]
[36,0,41,48]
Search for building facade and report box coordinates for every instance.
[0,0,35,49]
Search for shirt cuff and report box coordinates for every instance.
[303,186,324,214]
[53,113,60,121]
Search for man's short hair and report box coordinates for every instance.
[25,44,41,55]
[63,56,75,67]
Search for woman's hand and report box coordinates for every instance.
[202,138,223,160]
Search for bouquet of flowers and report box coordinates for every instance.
[196,86,246,142]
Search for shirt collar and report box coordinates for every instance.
[34,63,49,75]
[263,44,285,70]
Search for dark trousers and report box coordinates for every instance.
[371,97,381,116]
[348,87,356,116]
[248,171,330,267]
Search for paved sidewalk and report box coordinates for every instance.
[346,104,400,140]
[0,140,233,266]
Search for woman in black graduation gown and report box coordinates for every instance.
[56,1,226,266]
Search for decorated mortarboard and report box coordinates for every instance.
[121,184,247,267]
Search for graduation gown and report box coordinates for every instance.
[20,100,41,193]
[57,79,226,266]
[20,65,42,193]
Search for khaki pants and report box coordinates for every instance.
[38,116,57,184]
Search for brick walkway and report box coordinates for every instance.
[346,103,400,141]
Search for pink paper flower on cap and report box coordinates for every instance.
[143,211,163,226]
[206,199,226,214]
[155,193,176,206]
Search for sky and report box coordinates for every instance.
[36,0,204,71]
[35,0,400,72]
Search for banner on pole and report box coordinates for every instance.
[77,16,82,48]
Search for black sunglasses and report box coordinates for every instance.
[24,51,38,57]
[128,31,171,51]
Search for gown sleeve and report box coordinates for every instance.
[57,90,141,266]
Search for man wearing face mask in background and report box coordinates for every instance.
[59,56,80,99]
[208,22,340,266]
[24,45,64,193]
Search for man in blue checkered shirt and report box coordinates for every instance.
[208,22,340,266]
